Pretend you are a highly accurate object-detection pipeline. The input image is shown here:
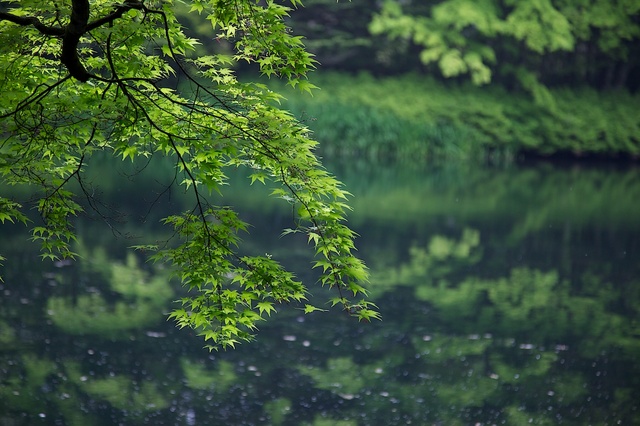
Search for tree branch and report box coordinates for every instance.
[2,1,145,83]
[60,0,91,82]
[86,0,145,32]
[0,12,64,36]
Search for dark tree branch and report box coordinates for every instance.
[2,1,145,82]
[60,0,91,82]
[0,76,71,120]
[0,12,64,36]
[86,0,145,31]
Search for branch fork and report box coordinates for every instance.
[1,0,145,82]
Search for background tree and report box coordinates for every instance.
[275,0,425,74]
[268,0,639,159]
[369,0,640,102]
[0,0,377,350]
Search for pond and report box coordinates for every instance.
[1,157,639,425]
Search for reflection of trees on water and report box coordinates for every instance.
[327,229,639,425]
[1,236,639,425]
[1,164,639,425]
[47,246,172,339]
[0,244,176,424]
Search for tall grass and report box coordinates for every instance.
[268,72,640,161]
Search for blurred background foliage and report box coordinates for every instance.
[174,0,640,160]
[278,0,640,93]
[267,73,640,159]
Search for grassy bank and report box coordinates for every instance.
[269,73,640,161]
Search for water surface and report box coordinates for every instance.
[1,158,639,425]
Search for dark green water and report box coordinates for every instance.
[1,158,639,425]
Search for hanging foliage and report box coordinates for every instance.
[0,0,378,349]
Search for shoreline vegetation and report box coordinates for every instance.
[266,72,640,163]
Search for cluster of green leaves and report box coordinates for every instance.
[370,0,640,99]
[0,0,376,349]
[272,72,640,159]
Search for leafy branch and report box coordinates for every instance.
[0,0,378,349]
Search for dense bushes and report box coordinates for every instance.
[271,73,640,161]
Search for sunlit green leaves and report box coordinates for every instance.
[0,0,376,349]
[370,0,637,92]
[370,0,500,85]
[302,304,327,314]
[257,301,277,316]
[505,0,574,53]
[0,198,28,225]
[30,190,83,261]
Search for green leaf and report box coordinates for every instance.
[257,301,277,317]
[301,304,328,314]
[356,308,382,322]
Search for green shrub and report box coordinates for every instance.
[269,72,640,160]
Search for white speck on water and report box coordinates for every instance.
[186,408,196,426]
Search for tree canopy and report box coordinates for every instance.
[370,0,640,97]
[0,0,377,350]
[277,0,639,96]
